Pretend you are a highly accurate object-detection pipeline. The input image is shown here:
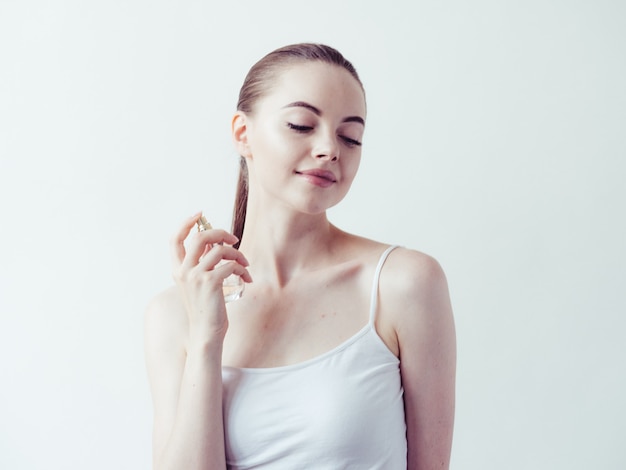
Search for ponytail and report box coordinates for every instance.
[231,156,248,249]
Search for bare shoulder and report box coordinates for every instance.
[380,247,450,309]
[145,286,187,329]
[335,232,451,318]
[376,247,454,350]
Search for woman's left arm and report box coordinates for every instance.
[387,251,456,470]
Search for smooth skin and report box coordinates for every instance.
[144,62,456,470]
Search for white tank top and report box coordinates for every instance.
[222,245,407,469]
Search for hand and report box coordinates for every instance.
[170,212,252,344]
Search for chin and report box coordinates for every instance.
[295,196,345,215]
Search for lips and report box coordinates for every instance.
[295,168,337,188]
[296,168,337,182]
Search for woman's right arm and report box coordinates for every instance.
[144,213,251,470]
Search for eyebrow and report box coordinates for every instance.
[283,101,365,126]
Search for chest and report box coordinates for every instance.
[222,264,372,368]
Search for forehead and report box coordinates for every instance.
[260,62,366,117]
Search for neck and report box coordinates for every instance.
[238,207,341,286]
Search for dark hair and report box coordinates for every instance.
[231,43,364,247]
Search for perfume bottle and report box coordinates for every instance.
[196,216,244,303]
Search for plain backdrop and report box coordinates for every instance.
[1,1,624,469]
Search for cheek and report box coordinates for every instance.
[250,125,300,159]
[343,155,361,181]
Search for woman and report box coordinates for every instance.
[145,43,456,470]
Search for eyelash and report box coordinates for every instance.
[341,136,362,147]
[287,123,313,133]
[286,123,362,147]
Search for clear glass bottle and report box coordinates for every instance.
[196,216,244,303]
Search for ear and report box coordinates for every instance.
[231,111,252,158]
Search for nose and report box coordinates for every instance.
[313,131,339,162]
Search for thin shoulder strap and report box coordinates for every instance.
[368,245,400,325]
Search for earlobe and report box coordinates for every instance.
[232,112,252,158]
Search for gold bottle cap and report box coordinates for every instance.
[196,215,213,232]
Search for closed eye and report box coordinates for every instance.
[287,122,313,133]
[340,135,362,147]
[287,123,361,147]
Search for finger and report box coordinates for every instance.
[182,230,241,270]
[211,260,254,283]
[197,228,239,246]
[195,244,249,271]
[170,212,202,268]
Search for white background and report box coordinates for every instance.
[1,1,624,469]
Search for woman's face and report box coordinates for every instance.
[239,61,366,215]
